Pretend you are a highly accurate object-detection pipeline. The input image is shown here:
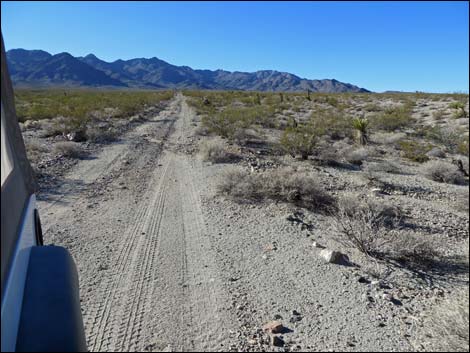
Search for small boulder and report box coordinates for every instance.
[271,335,285,347]
[66,130,86,142]
[319,249,350,265]
[262,321,284,334]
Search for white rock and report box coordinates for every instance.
[319,249,349,265]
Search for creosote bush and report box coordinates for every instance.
[218,167,335,212]
[398,140,432,163]
[199,139,237,163]
[421,160,466,185]
[332,196,439,265]
[371,103,415,131]
[280,125,316,159]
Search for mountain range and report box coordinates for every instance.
[6,48,370,93]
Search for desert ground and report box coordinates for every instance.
[18,89,469,352]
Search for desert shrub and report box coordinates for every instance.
[232,128,261,146]
[364,103,382,112]
[199,139,237,163]
[345,147,369,165]
[309,108,352,140]
[332,197,438,264]
[202,105,276,138]
[371,103,415,131]
[364,160,402,174]
[418,290,469,352]
[432,109,446,120]
[25,140,49,164]
[218,167,335,212]
[15,89,174,122]
[352,117,369,145]
[331,200,401,256]
[422,160,466,185]
[398,140,432,163]
[425,147,446,158]
[280,125,317,159]
[449,101,468,119]
[385,232,439,266]
[419,125,462,153]
[85,126,119,143]
[53,141,85,159]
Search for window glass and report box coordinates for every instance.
[1,102,15,186]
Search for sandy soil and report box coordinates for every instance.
[37,94,468,352]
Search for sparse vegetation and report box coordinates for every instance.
[398,140,432,163]
[449,101,468,119]
[345,147,369,165]
[331,197,402,256]
[53,141,86,158]
[371,103,415,131]
[421,160,466,185]
[15,89,174,122]
[218,167,336,212]
[419,290,469,352]
[280,125,317,159]
[332,196,440,267]
[199,139,237,163]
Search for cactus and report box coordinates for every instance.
[280,92,284,103]
[307,89,311,101]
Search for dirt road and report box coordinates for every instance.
[39,94,417,352]
[39,94,234,351]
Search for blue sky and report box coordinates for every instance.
[1,1,469,93]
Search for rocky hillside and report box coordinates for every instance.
[7,48,370,92]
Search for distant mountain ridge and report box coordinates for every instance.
[6,48,370,92]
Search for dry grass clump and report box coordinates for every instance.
[345,147,369,165]
[332,195,442,269]
[199,139,237,163]
[53,141,85,159]
[421,160,466,185]
[398,140,432,163]
[331,196,438,264]
[364,160,402,174]
[85,125,119,143]
[217,167,335,212]
[418,289,469,352]
[25,140,49,164]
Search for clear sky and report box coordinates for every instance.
[1,1,469,93]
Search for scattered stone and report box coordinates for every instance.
[311,241,325,249]
[370,188,383,196]
[358,277,371,284]
[319,249,350,265]
[262,321,284,334]
[270,335,285,347]
[66,130,86,142]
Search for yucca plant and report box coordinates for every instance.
[352,117,369,145]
